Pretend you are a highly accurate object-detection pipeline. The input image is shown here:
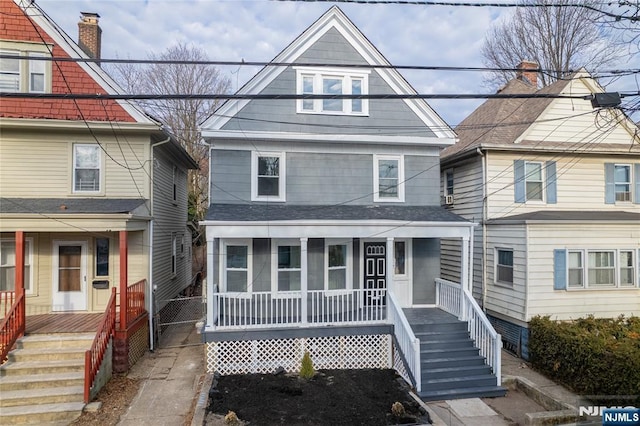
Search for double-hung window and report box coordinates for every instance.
[251,152,285,201]
[276,244,301,292]
[495,248,514,285]
[374,155,404,202]
[525,162,543,201]
[224,242,250,293]
[73,144,101,193]
[614,164,631,202]
[296,67,369,115]
[171,234,177,276]
[0,239,33,293]
[557,249,637,289]
[326,242,350,290]
[0,44,51,93]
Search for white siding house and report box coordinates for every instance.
[441,67,640,358]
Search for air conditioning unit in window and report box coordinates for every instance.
[445,194,454,205]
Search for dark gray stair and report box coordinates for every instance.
[403,308,507,402]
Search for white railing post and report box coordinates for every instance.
[206,236,215,329]
[300,238,308,324]
[494,333,502,386]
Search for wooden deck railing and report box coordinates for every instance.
[435,278,502,386]
[126,279,146,327]
[0,293,25,363]
[1,291,16,318]
[84,287,116,403]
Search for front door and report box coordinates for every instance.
[363,242,386,306]
[53,241,88,311]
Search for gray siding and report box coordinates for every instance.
[412,238,440,304]
[152,148,192,308]
[308,238,324,291]
[210,150,440,206]
[220,28,434,137]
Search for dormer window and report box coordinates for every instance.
[295,67,369,116]
[0,42,52,93]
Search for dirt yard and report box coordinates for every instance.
[70,375,140,426]
[206,369,429,425]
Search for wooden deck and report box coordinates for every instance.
[25,313,104,334]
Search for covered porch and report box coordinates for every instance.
[202,204,477,332]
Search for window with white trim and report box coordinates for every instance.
[295,67,369,115]
[251,152,285,201]
[525,161,543,201]
[276,244,301,292]
[73,144,101,193]
[0,46,51,93]
[374,155,404,202]
[588,251,615,287]
[620,250,635,287]
[0,239,33,293]
[614,164,631,202]
[444,169,454,197]
[495,248,514,285]
[560,249,638,289]
[568,250,584,288]
[171,233,177,276]
[225,243,250,292]
[326,242,350,290]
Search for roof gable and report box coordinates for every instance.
[1,0,152,123]
[201,6,454,141]
[443,70,640,159]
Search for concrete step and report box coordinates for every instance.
[0,401,85,424]
[421,355,487,369]
[1,359,84,377]
[0,385,84,408]
[422,374,498,391]
[420,346,480,360]
[7,347,86,363]
[422,364,492,381]
[419,385,507,402]
[17,334,94,350]
[0,371,84,392]
[420,338,475,351]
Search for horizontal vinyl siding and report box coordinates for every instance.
[486,152,640,219]
[485,225,527,322]
[526,223,640,321]
[522,79,635,145]
[211,150,441,206]
[0,129,150,198]
[152,149,191,308]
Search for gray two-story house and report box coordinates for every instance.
[200,7,505,400]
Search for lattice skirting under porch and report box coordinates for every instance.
[128,319,149,368]
[392,340,412,387]
[206,334,393,375]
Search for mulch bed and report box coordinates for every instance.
[206,368,429,425]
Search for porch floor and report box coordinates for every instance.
[403,307,458,324]
[25,313,104,334]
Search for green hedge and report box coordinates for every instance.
[529,315,640,406]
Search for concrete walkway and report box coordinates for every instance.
[118,323,204,426]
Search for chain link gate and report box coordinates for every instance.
[154,274,205,348]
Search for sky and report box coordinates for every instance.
[35,0,640,126]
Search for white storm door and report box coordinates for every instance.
[53,241,88,311]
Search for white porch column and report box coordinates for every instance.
[468,228,475,295]
[206,233,215,329]
[300,237,308,324]
[386,237,394,294]
[461,235,470,293]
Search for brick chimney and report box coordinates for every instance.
[78,12,101,65]
[516,60,538,87]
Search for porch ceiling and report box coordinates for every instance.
[202,203,475,239]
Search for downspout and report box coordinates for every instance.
[477,147,489,309]
[148,135,170,351]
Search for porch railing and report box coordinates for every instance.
[0,293,25,363]
[213,288,387,330]
[84,287,117,403]
[435,278,502,386]
[126,279,146,326]
[387,291,421,392]
[1,291,16,318]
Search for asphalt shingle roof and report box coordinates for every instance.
[0,198,147,214]
[205,203,469,223]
